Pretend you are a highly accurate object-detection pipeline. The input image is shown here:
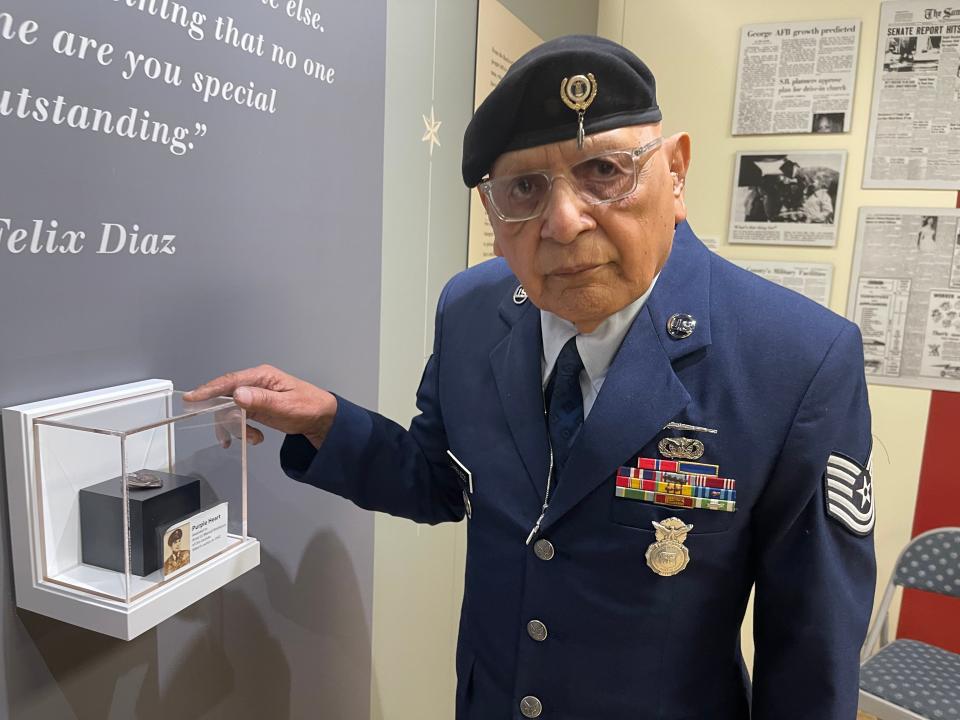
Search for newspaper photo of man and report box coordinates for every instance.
[812,112,845,133]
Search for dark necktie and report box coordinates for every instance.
[546,336,585,472]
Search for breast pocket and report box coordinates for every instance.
[610,487,737,535]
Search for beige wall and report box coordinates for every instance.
[373,1,478,718]
[599,0,953,665]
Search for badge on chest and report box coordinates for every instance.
[614,449,738,577]
[645,517,693,576]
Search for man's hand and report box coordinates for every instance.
[184,365,337,448]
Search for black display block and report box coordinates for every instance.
[79,470,201,576]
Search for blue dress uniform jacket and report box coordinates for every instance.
[282,222,876,720]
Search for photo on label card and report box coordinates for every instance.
[163,521,191,576]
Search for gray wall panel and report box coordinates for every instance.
[0,2,385,718]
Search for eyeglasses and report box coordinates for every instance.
[479,137,663,223]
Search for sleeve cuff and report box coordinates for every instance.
[279,394,374,488]
[280,432,318,480]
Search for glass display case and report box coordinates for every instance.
[3,380,260,639]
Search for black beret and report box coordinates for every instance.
[462,34,662,187]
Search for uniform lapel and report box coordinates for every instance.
[489,294,551,500]
[540,222,713,531]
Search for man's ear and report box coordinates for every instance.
[666,132,692,225]
[478,188,505,257]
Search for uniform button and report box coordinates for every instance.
[520,696,543,718]
[534,539,555,561]
[527,619,548,642]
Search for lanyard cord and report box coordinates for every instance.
[525,395,554,545]
[525,444,553,545]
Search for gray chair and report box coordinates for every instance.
[859,527,960,719]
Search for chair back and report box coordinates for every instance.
[862,526,960,660]
[893,527,960,598]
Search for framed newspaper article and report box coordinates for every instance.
[728,150,847,246]
[847,207,960,391]
[732,19,861,135]
[733,260,834,307]
[864,1,960,188]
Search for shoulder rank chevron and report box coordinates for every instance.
[824,452,875,536]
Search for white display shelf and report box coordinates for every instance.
[3,380,260,640]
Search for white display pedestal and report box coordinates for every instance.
[3,380,260,640]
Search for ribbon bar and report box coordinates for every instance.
[637,457,720,476]
[615,485,736,512]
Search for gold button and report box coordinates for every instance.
[520,696,543,718]
[533,539,555,561]
[527,619,548,642]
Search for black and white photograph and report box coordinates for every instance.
[729,151,846,247]
[917,215,938,251]
[734,153,842,225]
[812,112,845,134]
[883,34,942,73]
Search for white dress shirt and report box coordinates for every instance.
[540,275,659,418]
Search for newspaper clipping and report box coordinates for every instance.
[734,260,834,306]
[846,208,960,390]
[864,1,960,189]
[728,150,846,246]
[732,19,861,135]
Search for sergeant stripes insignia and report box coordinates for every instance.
[824,451,875,536]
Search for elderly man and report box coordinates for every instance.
[188,35,875,720]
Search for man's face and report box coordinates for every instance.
[482,124,690,332]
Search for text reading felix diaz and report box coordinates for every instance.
[0,218,177,256]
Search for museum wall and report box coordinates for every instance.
[370,2,479,718]
[370,2,597,719]
[11,1,932,717]
[0,2,385,718]
[598,0,958,666]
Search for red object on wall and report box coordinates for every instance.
[896,227,960,651]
